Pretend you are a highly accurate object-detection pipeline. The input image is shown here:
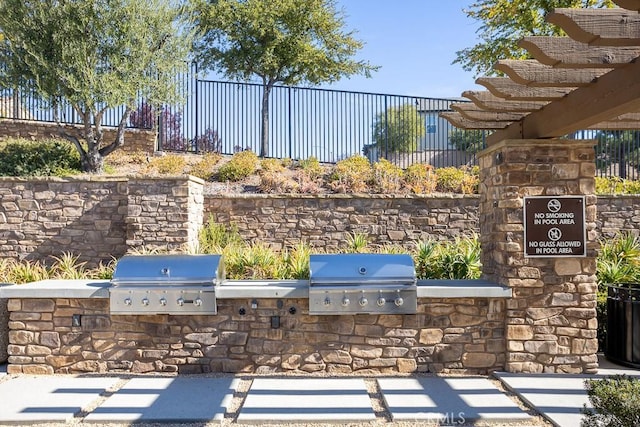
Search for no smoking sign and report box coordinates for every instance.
[523,196,586,258]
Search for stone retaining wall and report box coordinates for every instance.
[0,176,203,266]
[6,296,505,375]
[204,194,480,251]
[1,174,639,265]
[0,119,156,153]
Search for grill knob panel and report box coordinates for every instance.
[377,297,386,307]
[359,297,368,307]
[177,297,185,306]
[395,297,404,307]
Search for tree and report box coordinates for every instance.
[454,0,614,77]
[372,104,425,156]
[449,129,486,154]
[192,0,377,158]
[0,0,193,172]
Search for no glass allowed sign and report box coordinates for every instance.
[523,196,586,258]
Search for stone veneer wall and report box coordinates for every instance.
[0,119,156,153]
[479,139,598,374]
[1,175,640,265]
[204,194,480,250]
[0,176,203,266]
[6,296,505,375]
[125,177,204,252]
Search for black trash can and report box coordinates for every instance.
[606,284,640,369]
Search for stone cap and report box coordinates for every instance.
[0,279,511,300]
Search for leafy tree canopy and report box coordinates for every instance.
[449,129,486,154]
[372,104,425,155]
[0,0,193,172]
[192,0,378,157]
[454,0,614,77]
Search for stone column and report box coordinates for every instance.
[126,176,204,252]
[478,139,598,374]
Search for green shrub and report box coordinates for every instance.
[329,155,372,193]
[404,163,437,194]
[198,217,243,253]
[0,138,81,176]
[582,375,640,427]
[189,152,222,180]
[298,156,324,181]
[436,166,478,193]
[373,159,404,193]
[218,151,259,181]
[344,231,370,253]
[146,154,187,175]
[596,176,640,195]
[260,158,285,173]
[413,236,481,280]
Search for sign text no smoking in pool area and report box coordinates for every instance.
[524,196,586,258]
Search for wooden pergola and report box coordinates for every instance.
[441,0,640,146]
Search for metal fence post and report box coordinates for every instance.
[288,87,292,159]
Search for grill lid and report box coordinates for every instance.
[309,253,416,285]
[111,254,224,286]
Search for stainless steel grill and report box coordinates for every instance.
[109,254,224,315]
[308,254,417,315]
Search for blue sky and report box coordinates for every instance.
[320,1,481,99]
[204,1,481,100]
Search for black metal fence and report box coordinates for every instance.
[3,68,640,177]
[179,79,480,168]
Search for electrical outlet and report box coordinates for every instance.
[71,314,82,327]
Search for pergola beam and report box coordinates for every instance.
[494,60,611,87]
[487,58,640,144]
[476,77,574,100]
[612,0,640,12]
[451,103,527,121]
[519,36,640,67]
[463,91,548,112]
[547,8,640,46]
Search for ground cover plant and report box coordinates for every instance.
[582,375,640,427]
[4,138,640,197]
[4,222,482,282]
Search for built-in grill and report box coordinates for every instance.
[109,254,224,315]
[309,253,417,315]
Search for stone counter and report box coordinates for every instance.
[1,280,510,375]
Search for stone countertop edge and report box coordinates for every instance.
[0,279,512,299]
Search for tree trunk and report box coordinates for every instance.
[260,84,272,157]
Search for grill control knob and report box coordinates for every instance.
[394,297,404,307]
[377,297,386,307]
[359,297,368,307]
[177,297,185,306]
[124,298,132,306]
[142,298,149,306]
[159,298,167,306]
[341,297,350,307]
[194,298,203,307]
[323,297,331,306]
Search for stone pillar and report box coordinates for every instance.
[478,139,598,373]
[126,176,205,252]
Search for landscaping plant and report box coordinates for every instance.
[582,375,640,427]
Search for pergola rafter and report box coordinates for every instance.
[441,1,640,145]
